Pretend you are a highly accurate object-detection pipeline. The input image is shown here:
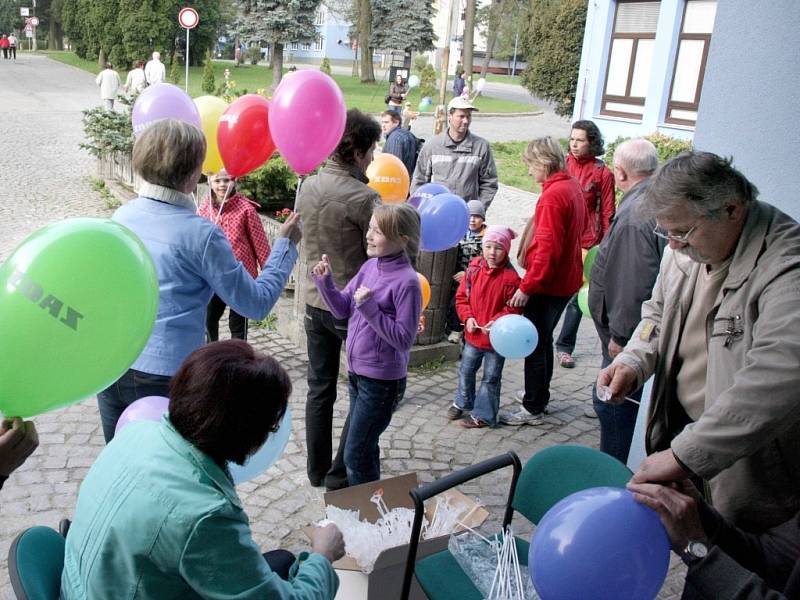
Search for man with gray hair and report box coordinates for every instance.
[144,51,165,86]
[598,151,800,532]
[586,138,665,461]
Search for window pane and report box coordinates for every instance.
[630,39,654,97]
[604,101,644,117]
[605,38,633,96]
[615,2,660,34]
[669,108,698,122]
[683,0,717,34]
[671,39,705,103]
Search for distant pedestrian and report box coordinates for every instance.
[380,110,418,179]
[124,60,146,95]
[0,35,9,60]
[96,63,121,110]
[453,72,466,98]
[7,33,16,60]
[144,51,165,85]
[386,74,408,114]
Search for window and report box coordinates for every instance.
[314,36,324,51]
[600,1,660,119]
[302,41,311,50]
[290,42,299,50]
[315,8,325,25]
[665,0,717,126]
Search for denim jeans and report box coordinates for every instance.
[97,368,171,443]
[343,373,406,485]
[454,342,505,425]
[304,305,349,488]
[206,294,248,341]
[521,294,572,414]
[555,295,582,354]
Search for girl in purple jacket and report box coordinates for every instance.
[312,204,422,485]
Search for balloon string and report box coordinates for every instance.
[214,180,234,225]
[292,175,305,211]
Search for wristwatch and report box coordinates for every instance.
[681,540,709,565]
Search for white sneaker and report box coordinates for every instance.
[447,331,463,344]
[498,405,545,426]
[515,390,525,403]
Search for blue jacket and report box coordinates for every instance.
[113,183,298,375]
[61,418,339,599]
[383,126,418,181]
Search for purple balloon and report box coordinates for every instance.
[131,83,202,136]
[419,193,470,251]
[115,395,169,435]
[269,70,346,175]
[409,183,449,209]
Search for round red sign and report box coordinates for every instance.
[178,7,199,29]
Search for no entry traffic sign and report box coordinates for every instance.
[178,7,199,29]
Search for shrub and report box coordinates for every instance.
[603,133,693,169]
[80,102,134,157]
[169,52,180,84]
[320,57,332,75]
[413,54,428,73]
[201,50,216,94]
[247,46,262,65]
[237,156,299,213]
[419,63,437,100]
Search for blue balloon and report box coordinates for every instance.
[419,193,469,252]
[409,183,449,209]
[421,96,432,106]
[489,314,538,359]
[530,487,670,600]
[228,406,292,484]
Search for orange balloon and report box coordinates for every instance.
[417,272,431,310]
[367,153,410,203]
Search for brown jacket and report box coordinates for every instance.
[615,201,800,531]
[295,159,380,310]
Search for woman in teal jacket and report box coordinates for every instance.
[61,341,344,599]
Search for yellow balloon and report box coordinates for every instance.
[417,272,431,309]
[366,153,410,203]
[194,95,229,175]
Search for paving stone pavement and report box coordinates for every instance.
[0,53,686,599]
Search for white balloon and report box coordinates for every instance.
[476,77,486,92]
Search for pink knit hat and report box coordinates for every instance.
[483,226,517,254]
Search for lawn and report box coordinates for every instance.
[491,141,539,192]
[41,51,536,113]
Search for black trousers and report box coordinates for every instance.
[304,304,349,489]
[206,294,248,341]
[263,549,295,579]
[521,294,572,414]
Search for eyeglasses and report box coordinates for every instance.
[652,221,699,244]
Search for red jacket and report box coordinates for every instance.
[455,256,522,351]
[0,38,8,49]
[198,193,271,278]
[519,170,585,297]
[567,153,615,248]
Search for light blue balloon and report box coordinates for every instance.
[229,406,292,484]
[419,192,469,251]
[489,314,538,359]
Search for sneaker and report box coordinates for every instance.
[584,407,598,419]
[447,405,466,420]
[558,352,576,368]
[515,390,525,403]
[447,331,463,344]
[458,415,490,429]
[498,405,545,426]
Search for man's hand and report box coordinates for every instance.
[632,449,691,484]
[277,212,302,245]
[452,271,465,283]
[596,362,637,405]
[354,286,372,305]
[508,289,529,308]
[312,254,332,278]
[627,481,707,551]
[0,418,39,477]
[310,523,346,563]
[465,317,478,333]
[608,339,625,358]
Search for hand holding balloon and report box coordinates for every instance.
[354,286,372,305]
[312,254,332,278]
[0,418,39,477]
[277,212,302,245]
[627,480,707,551]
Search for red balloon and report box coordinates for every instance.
[217,94,276,178]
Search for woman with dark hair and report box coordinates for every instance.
[554,119,616,370]
[295,109,382,491]
[97,119,302,443]
[62,341,344,599]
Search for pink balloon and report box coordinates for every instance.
[269,71,346,175]
[115,395,169,435]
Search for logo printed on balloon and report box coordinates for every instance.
[9,269,84,331]
[373,176,402,184]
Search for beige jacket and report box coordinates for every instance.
[295,159,380,311]
[615,201,800,531]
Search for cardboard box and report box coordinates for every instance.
[320,473,488,600]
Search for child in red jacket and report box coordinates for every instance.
[447,227,522,428]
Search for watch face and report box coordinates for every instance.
[688,541,708,559]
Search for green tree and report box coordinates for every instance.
[320,56,331,75]
[169,51,179,84]
[201,49,215,93]
[521,0,587,117]
[370,0,436,54]
[419,62,436,99]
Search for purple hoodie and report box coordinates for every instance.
[314,253,421,380]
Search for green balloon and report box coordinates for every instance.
[583,246,599,280]
[577,284,591,317]
[0,218,159,418]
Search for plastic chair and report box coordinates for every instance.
[8,526,66,600]
[400,444,633,600]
